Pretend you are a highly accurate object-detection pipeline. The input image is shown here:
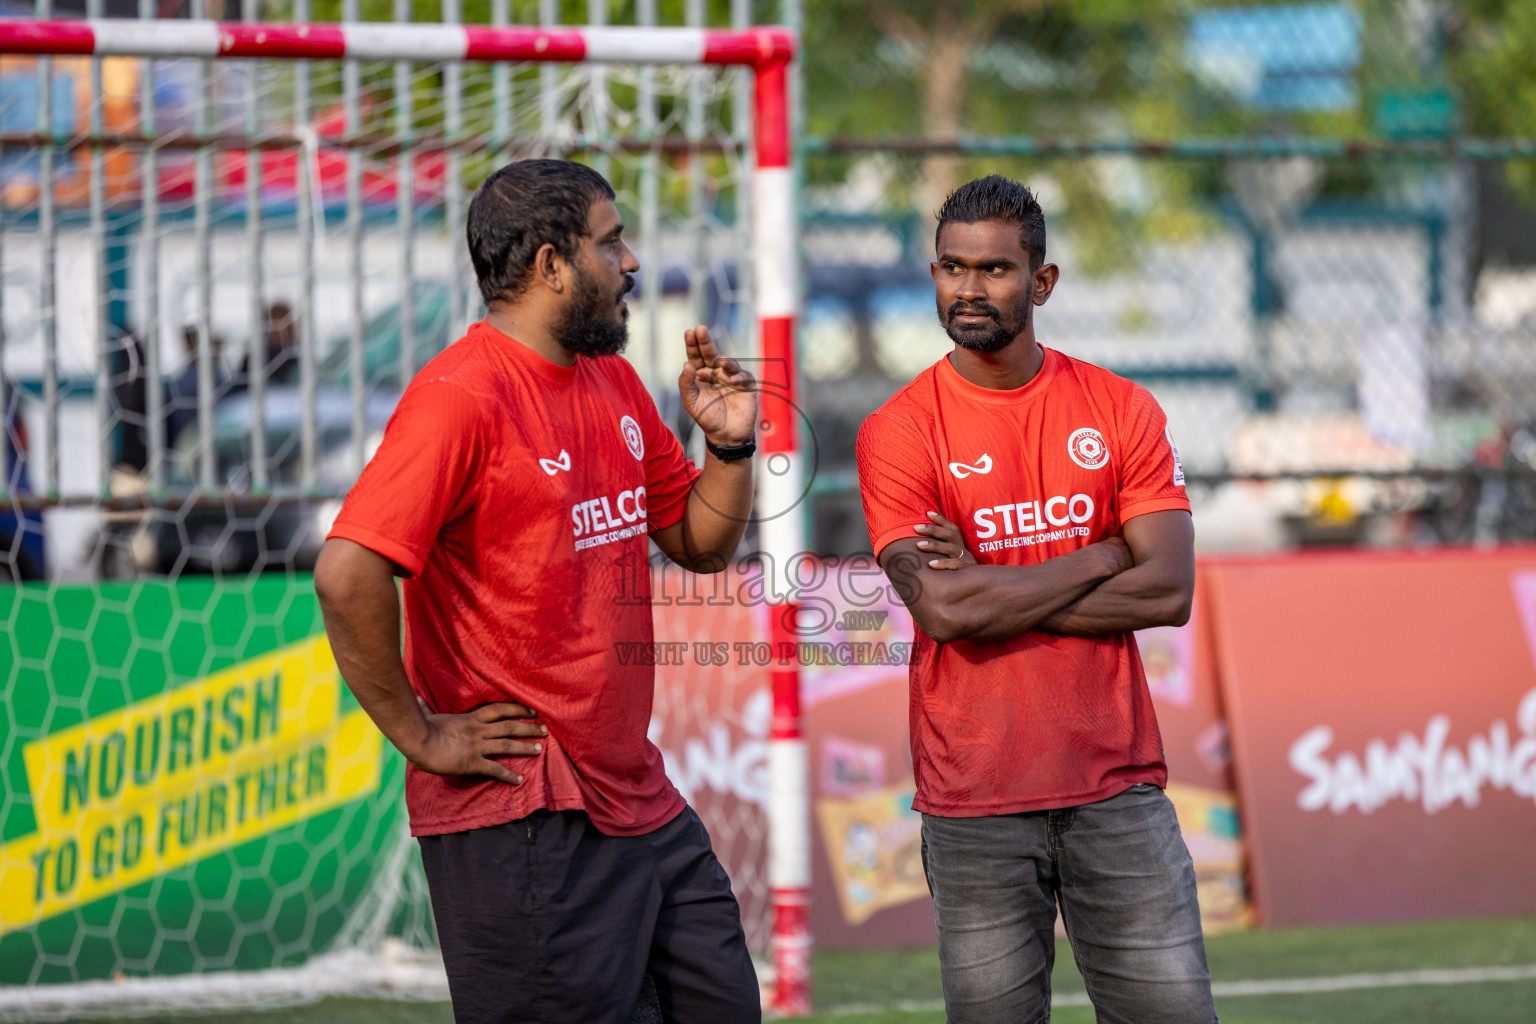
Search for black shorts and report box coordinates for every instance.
[417,806,761,1024]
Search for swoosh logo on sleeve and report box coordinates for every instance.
[539,449,572,476]
[948,454,993,479]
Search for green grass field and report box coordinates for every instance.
[805,915,1536,1023]
[58,915,1536,1024]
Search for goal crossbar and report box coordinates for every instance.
[0,19,793,68]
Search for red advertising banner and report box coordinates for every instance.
[1139,595,1251,933]
[648,567,774,950]
[1206,548,1536,927]
[800,581,931,948]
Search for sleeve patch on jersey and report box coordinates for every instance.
[1166,426,1186,486]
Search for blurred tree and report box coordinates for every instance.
[800,1,1462,273]
[281,0,1483,274]
[803,0,1212,273]
[1443,0,1536,207]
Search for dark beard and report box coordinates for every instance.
[554,268,633,358]
[938,294,1031,352]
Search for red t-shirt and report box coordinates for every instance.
[329,321,700,837]
[856,347,1190,816]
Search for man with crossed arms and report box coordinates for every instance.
[857,174,1218,1023]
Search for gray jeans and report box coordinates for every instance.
[921,783,1218,1024]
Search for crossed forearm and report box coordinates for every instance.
[886,542,1124,644]
[934,561,1112,641]
[901,508,1195,639]
[1037,561,1193,636]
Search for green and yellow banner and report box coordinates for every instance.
[0,578,405,985]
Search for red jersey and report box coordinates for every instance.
[330,321,700,837]
[856,347,1190,816]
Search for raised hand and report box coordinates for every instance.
[407,701,548,785]
[914,511,978,570]
[679,325,758,446]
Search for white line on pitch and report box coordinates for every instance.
[1208,963,1536,997]
[806,963,1536,1018]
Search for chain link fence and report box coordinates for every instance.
[798,147,1536,553]
[1,0,758,585]
[793,0,1536,555]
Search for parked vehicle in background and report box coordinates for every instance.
[1,377,47,582]
[118,282,454,577]
[114,261,735,577]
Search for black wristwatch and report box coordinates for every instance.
[705,437,757,462]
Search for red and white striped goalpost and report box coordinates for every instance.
[0,16,812,1015]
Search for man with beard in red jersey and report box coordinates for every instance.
[315,160,760,1024]
[857,175,1217,1024]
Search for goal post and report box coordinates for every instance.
[0,16,811,1016]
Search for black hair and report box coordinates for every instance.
[935,175,1047,270]
[467,159,617,305]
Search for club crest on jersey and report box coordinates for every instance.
[948,454,993,479]
[1067,428,1109,470]
[620,415,645,461]
[539,449,572,476]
